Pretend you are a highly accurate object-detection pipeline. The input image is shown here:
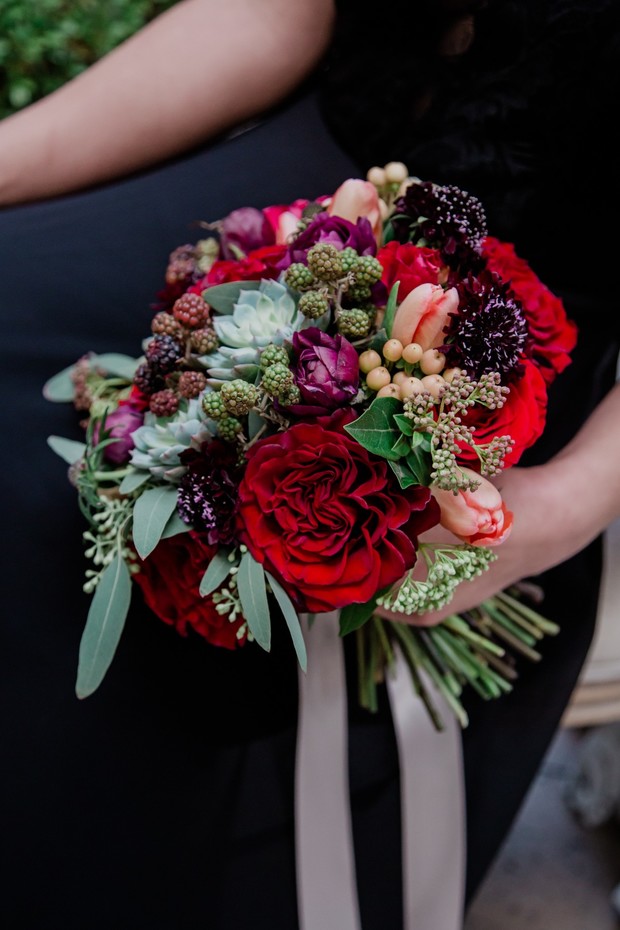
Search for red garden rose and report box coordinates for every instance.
[134,532,246,650]
[377,241,443,300]
[189,245,288,289]
[236,412,440,613]
[457,359,548,469]
[483,237,577,384]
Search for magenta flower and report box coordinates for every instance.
[278,213,377,270]
[286,328,360,416]
[102,404,145,465]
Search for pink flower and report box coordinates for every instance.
[432,469,513,546]
[390,283,458,350]
[327,179,383,244]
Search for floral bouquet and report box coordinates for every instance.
[45,161,576,727]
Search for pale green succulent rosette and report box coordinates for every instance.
[130,397,216,481]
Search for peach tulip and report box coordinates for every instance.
[390,283,458,351]
[432,469,513,546]
[327,179,383,244]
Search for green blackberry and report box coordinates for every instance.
[284,262,315,291]
[220,379,258,416]
[298,290,330,320]
[338,309,372,337]
[218,416,243,442]
[202,391,226,419]
[355,255,383,285]
[261,362,294,397]
[306,243,343,281]
[260,344,289,370]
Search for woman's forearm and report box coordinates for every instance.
[0,0,334,205]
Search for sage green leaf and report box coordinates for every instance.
[132,486,179,560]
[266,571,307,671]
[75,554,131,699]
[344,396,401,460]
[405,446,432,486]
[383,281,400,339]
[339,597,379,636]
[199,549,234,597]
[93,353,140,380]
[202,281,261,315]
[119,470,150,495]
[47,435,86,464]
[248,409,266,441]
[160,511,190,540]
[42,364,76,402]
[393,413,414,437]
[391,434,410,458]
[389,458,422,490]
[237,551,271,651]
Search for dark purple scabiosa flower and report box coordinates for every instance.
[278,212,377,270]
[444,271,529,380]
[285,328,360,416]
[390,180,488,268]
[177,441,240,545]
[220,207,275,259]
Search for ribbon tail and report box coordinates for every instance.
[387,646,466,930]
[295,611,362,930]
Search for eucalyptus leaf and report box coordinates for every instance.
[93,353,140,380]
[202,281,261,315]
[339,597,378,637]
[160,511,190,540]
[42,364,76,402]
[344,396,401,461]
[132,486,179,560]
[237,551,271,651]
[75,554,131,699]
[199,549,234,597]
[247,408,267,441]
[266,571,307,671]
[119,470,150,495]
[383,281,400,339]
[47,435,86,464]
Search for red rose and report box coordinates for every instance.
[377,241,443,300]
[457,359,548,469]
[236,413,440,613]
[483,237,577,384]
[188,244,288,290]
[133,532,246,650]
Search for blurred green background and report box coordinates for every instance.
[0,0,176,119]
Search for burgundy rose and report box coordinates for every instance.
[236,412,440,613]
[220,207,275,259]
[133,532,246,649]
[102,402,144,465]
[286,328,360,416]
[483,237,577,384]
[278,212,377,270]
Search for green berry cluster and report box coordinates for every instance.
[220,379,258,416]
[261,362,294,398]
[337,308,372,338]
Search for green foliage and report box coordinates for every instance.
[0,0,176,118]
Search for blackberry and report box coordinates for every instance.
[134,362,163,396]
[278,384,302,406]
[355,255,383,286]
[307,243,343,281]
[284,262,315,291]
[298,290,330,320]
[178,370,207,399]
[338,308,371,338]
[340,247,360,275]
[217,416,243,442]
[261,362,294,397]
[220,379,258,416]
[146,334,183,374]
[173,293,209,328]
[151,311,183,340]
[202,391,226,419]
[165,244,197,287]
[149,389,179,418]
[260,344,289,370]
[190,326,219,354]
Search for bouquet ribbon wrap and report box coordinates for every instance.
[295,612,465,929]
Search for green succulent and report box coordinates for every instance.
[130,398,215,481]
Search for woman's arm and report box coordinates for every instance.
[378,381,620,625]
[0,0,334,205]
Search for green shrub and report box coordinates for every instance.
[0,0,176,118]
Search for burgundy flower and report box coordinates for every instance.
[177,441,240,545]
[220,207,275,259]
[286,328,360,416]
[278,212,377,270]
[102,403,144,465]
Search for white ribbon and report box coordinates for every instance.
[295,616,465,930]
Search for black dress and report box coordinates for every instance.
[1,2,618,925]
